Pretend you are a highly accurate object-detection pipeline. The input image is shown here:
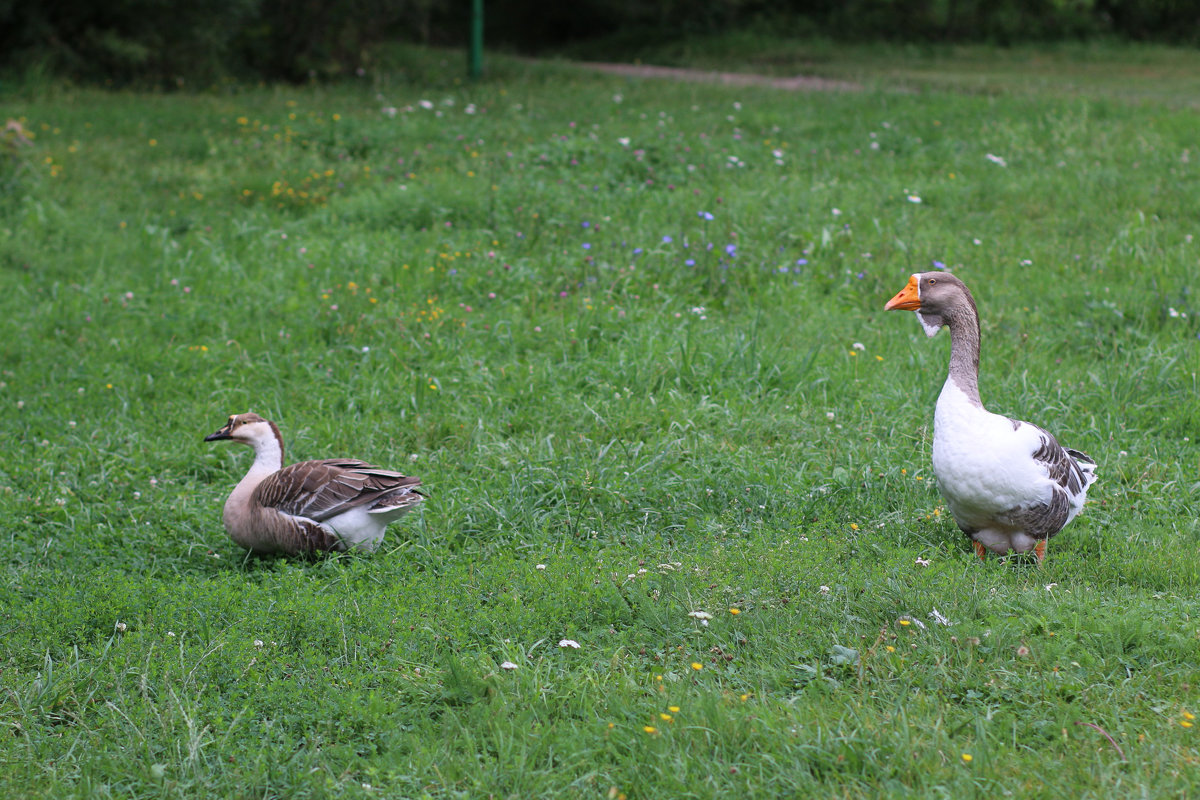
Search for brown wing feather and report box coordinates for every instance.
[253,459,423,522]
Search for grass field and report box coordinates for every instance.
[2,42,1200,798]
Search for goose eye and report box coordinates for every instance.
[927,278,937,285]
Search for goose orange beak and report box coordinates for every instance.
[885,276,921,311]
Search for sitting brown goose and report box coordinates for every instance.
[884,272,1096,562]
[205,413,424,555]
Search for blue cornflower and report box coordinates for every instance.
[662,235,673,244]
[698,211,714,220]
[725,244,737,257]
[582,243,591,250]
[685,259,696,266]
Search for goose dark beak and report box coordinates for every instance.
[204,426,233,442]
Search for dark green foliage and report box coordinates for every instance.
[0,0,261,84]
[0,0,437,85]
[239,0,440,81]
[3,0,1200,85]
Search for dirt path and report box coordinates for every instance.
[571,60,863,93]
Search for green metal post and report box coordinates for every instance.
[468,0,484,80]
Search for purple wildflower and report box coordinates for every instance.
[662,235,673,244]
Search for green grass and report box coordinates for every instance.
[2,43,1200,798]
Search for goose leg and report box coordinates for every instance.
[1033,540,1046,564]
[973,541,988,561]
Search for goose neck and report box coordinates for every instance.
[945,310,982,407]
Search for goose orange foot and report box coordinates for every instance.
[1034,539,1047,564]
[973,541,988,561]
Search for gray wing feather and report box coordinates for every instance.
[996,427,1094,540]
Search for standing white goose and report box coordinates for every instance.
[205,413,424,555]
[884,273,1096,562]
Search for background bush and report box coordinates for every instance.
[1,0,1198,85]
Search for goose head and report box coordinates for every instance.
[205,413,284,455]
[884,272,978,337]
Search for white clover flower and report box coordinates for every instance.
[688,610,713,620]
[254,639,264,648]
[115,622,128,633]
[985,153,1008,167]
[500,660,519,670]
[558,639,581,649]
[819,586,831,595]
[907,194,922,204]
[418,99,434,110]
[617,137,631,147]
[915,558,931,567]
[536,564,546,570]
[852,342,865,351]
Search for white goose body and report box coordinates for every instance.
[886,273,1096,561]
[206,413,424,555]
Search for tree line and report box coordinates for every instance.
[1,0,1196,85]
